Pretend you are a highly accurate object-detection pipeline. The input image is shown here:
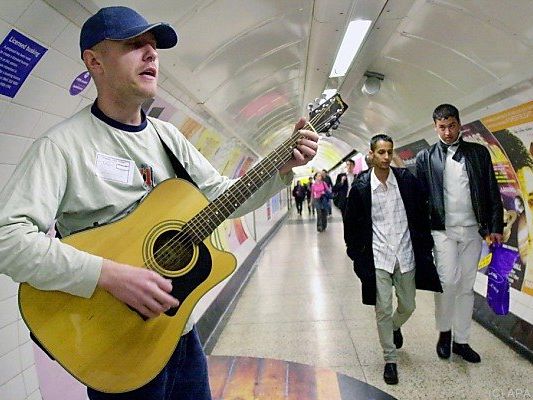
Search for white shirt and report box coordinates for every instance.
[370,168,415,274]
[346,171,355,196]
[443,145,477,227]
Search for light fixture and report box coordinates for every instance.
[361,71,384,96]
[329,19,372,78]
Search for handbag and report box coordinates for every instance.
[486,243,517,315]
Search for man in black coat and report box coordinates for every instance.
[416,104,503,364]
[344,134,442,385]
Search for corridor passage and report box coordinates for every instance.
[211,206,532,399]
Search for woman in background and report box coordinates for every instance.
[332,172,348,217]
[311,173,330,232]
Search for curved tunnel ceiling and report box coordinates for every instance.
[55,0,533,173]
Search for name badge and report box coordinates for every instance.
[95,152,135,185]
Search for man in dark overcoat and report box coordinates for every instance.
[344,134,442,385]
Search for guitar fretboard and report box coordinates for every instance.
[179,93,347,242]
[185,127,309,241]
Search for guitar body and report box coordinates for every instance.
[18,178,237,393]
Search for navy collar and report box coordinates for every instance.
[91,100,148,132]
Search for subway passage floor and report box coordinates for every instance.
[209,205,533,399]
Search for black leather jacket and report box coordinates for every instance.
[415,139,503,238]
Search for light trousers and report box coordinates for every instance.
[375,264,416,362]
[432,226,482,344]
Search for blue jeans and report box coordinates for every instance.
[87,327,212,400]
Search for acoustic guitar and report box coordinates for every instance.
[18,94,348,393]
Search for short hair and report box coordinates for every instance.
[335,172,347,184]
[346,159,355,165]
[433,104,460,123]
[370,134,393,151]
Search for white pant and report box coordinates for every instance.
[432,226,482,344]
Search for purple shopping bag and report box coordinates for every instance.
[486,243,517,315]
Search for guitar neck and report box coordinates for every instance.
[186,127,308,241]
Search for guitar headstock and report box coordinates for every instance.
[308,93,348,136]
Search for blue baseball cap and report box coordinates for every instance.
[80,6,178,58]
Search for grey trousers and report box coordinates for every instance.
[375,264,416,362]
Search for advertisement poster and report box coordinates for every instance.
[395,139,430,173]
[266,199,272,220]
[480,101,533,295]
[229,219,249,247]
[351,153,367,175]
[213,142,241,176]
[179,117,204,140]
[233,156,255,178]
[461,121,524,290]
[193,129,222,161]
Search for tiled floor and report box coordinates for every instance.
[211,205,533,399]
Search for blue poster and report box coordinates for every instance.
[0,29,47,98]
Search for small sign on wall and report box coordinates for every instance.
[69,71,91,95]
[0,29,47,98]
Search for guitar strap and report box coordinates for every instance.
[151,120,199,189]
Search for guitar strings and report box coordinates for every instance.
[144,106,337,271]
[149,115,334,271]
[148,122,323,271]
[143,101,341,272]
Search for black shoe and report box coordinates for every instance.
[452,342,481,363]
[393,328,403,349]
[383,363,398,385]
[436,330,452,359]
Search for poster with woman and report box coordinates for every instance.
[481,101,533,295]
[461,121,524,290]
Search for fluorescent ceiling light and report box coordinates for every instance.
[329,19,372,78]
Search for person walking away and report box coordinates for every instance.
[332,173,348,216]
[311,173,330,231]
[345,159,356,195]
[292,180,306,215]
[321,170,333,215]
[306,177,314,215]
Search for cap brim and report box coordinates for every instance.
[108,22,178,49]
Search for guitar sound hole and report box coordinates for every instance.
[153,230,194,272]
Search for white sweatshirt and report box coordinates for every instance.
[0,104,291,302]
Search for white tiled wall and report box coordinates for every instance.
[1,0,532,399]
[0,1,94,399]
